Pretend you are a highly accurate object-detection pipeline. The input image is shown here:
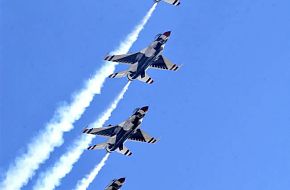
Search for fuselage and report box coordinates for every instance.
[127,32,170,80]
[106,107,148,152]
[107,116,140,152]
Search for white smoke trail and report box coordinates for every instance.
[112,3,157,55]
[75,153,110,190]
[0,3,157,190]
[33,82,130,190]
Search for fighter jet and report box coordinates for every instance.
[105,178,126,190]
[105,31,180,84]
[83,106,158,156]
[155,0,181,6]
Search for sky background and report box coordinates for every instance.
[1,0,290,189]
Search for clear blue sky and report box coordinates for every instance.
[1,0,290,189]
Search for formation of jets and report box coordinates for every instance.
[83,1,182,189]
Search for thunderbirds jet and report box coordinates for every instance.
[155,0,181,6]
[83,106,158,156]
[105,178,126,190]
[105,31,180,84]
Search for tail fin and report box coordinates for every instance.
[116,146,133,156]
[108,70,128,78]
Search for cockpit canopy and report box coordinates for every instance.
[154,33,162,40]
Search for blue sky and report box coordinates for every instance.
[1,0,290,189]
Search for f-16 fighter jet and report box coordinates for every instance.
[155,0,181,6]
[105,31,180,84]
[83,106,158,156]
[105,178,126,190]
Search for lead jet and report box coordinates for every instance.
[105,31,180,84]
[105,178,126,190]
[83,106,158,156]
[155,0,181,6]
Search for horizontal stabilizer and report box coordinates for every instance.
[161,0,180,6]
[116,146,132,156]
[137,73,154,84]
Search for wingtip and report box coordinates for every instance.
[177,64,183,70]
[104,54,111,61]
[83,128,88,133]
[83,128,93,134]
[170,64,181,71]
[147,79,154,84]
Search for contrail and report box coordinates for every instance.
[33,82,130,190]
[0,3,157,190]
[74,153,110,190]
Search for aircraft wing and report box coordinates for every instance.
[104,53,141,64]
[128,129,158,144]
[149,55,179,71]
[83,125,118,137]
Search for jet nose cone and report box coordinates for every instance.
[119,178,126,183]
[163,31,171,37]
[140,106,149,112]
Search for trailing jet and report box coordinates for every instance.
[155,0,181,6]
[105,178,126,190]
[83,106,158,156]
[105,31,180,84]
